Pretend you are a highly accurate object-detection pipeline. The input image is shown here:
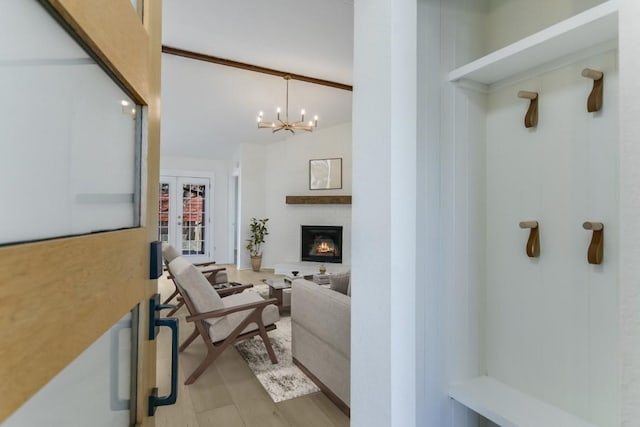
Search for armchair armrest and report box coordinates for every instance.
[163,260,215,272]
[186,297,278,322]
[216,283,254,297]
[167,267,225,280]
[193,261,217,267]
[199,267,226,275]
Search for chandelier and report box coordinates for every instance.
[257,75,318,134]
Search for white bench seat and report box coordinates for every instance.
[449,376,597,427]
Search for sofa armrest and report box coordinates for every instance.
[291,279,350,358]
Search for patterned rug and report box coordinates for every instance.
[234,285,320,403]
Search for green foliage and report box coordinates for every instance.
[245,217,269,256]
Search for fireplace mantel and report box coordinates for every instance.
[285,195,352,205]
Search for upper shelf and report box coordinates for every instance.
[448,1,618,86]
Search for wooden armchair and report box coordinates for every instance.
[168,257,280,385]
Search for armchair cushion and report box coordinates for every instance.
[209,292,279,342]
[162,242,181,263]
[170,259,224,321]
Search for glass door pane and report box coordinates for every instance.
[3,310,137,427]
[179,180,208,258]
[0,0,141,245]
[158,182,170,243]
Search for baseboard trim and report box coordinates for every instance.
[292,357,350,417]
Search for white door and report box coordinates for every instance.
[159,176,212,263]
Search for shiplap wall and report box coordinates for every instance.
[485,50,619,426]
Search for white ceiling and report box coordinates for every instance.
[161,0,354,160]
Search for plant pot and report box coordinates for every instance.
[250,255,262,272]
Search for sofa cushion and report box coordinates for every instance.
[329,272,350,295]
[292,279,350,358]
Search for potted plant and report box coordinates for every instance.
[246,217,269,271]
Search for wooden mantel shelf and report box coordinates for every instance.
[286,195,352,205]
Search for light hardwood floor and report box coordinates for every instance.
[155,265,350,427]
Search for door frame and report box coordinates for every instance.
[0,1,161,425]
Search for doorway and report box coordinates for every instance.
[159,175,213,263]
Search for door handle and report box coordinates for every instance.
[148,294,179,416]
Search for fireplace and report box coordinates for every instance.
[301,225,343,263]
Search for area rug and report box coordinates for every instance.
[234,284,320,402]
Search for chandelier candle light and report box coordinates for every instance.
[257,75,318,134]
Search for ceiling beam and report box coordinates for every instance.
[162,45,353,92]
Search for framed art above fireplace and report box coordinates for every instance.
[309,158,342,190]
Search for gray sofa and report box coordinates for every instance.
[291,278,351,414]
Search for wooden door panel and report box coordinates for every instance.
[0,229,147,420]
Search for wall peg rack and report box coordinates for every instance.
[581,68,604,112]
[582,221,604,265]
[519,221,540,257]
[517,91,538,128]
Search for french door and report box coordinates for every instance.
[159,175,212,263]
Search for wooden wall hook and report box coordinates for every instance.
[582,221,604,265]
[519,221,540,257]
[581,68,604,112]
[517,90,538,128]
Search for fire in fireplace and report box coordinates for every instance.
[301,225,343,263]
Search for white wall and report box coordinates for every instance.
[417,1,487,426]
[484,0,606,54]
[237,144,267,270]
[160,156,234,263]
[618,0,640,423]
[263,123,352,268]
[352,0,417,426]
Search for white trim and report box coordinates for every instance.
[160,169,215,180]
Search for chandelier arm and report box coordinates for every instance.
[258,121,275,129]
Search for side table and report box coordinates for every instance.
[265,279,291,312]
